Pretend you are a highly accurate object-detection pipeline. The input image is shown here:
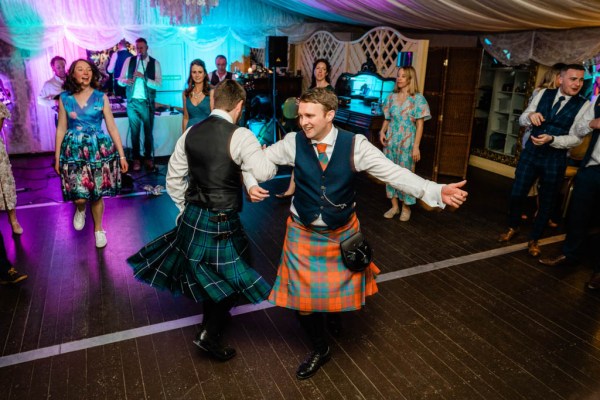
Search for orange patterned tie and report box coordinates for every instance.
[315,143,328,170]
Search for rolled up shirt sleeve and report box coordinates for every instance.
[230,127,278,185]
[551,100,593,149]
[166,130,190,213]
[353,135,445,208]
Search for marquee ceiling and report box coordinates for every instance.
[259,0,600,32]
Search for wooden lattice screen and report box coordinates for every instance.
[295,27,429,92]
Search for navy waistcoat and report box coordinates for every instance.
[293,129,356,229]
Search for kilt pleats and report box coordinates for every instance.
[128,204,271,304]
[268,213,379,312]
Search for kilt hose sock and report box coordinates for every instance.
[297,312,328,354]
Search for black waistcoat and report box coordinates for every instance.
[125,55,157,101]
[184,115,242,211]
[210,71,233,86]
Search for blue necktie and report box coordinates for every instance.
[548,96,565,119]
[315,143,328,170]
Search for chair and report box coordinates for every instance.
[562,134,592,217]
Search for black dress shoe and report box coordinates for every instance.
[296,347,331,380]
[588,272,600,290]
[326,313,342,337]
[539,254,575,267]
[193,330,236,361]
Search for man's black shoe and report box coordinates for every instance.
[296,347,331,380]
[588,272,600,290]
[193,330,236,361]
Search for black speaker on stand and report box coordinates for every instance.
[266,36,288,144]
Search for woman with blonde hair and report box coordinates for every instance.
[379,66,431,221]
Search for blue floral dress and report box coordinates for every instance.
[382,92,430,205]
[59,90,121,201]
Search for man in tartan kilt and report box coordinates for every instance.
[246,88,468,379]
[498,64,589,257]
[128,80,277,361]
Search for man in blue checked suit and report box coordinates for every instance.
[498,64,590,257]
[539,96,600,290]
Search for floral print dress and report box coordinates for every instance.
[58,90,121,201]
[382,92,431,205]
[0,102,17,210]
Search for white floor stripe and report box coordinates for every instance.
[16,175,291,210]
[0,234,565,368]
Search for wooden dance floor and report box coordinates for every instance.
[1,154,600,399]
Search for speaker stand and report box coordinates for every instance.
[270,70,285,143]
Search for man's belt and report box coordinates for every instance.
[208,213,230,223]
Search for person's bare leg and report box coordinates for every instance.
[7,209,22,235]
[90,198,105,232]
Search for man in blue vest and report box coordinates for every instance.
[539,95,600,289]
[245,88,468,380]
[498,64,589,257]
[118,37,162,171]
[107,39,131,98]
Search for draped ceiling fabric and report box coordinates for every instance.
[0,0,310,52]
[262,0,600,66]
[261,0,600,32]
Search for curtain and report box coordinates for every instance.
[481,27,600,66]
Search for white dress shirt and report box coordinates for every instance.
[519,88,591,145]
[38,75,64,108]
[166,109,278,214]
[552,97,600,167]
[244,126,446,225]
[118,56,162,99]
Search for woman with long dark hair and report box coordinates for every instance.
[276,58,334,198]
[182,59,213,131]
[54,59,128,248]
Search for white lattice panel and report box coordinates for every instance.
[297,31,345,90]
[294,27,429,92]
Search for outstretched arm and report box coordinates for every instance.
[440,180,468,208]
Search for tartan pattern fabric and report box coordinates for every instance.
[508,146,567,240]
[315,143,329,170]
[268,213,380,312]
[127,204,271,304]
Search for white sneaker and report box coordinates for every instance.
[73,208,86,231]
[95,230,107,248]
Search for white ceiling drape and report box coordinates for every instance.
[261,0,600,32]
[482,27,600,66]
[0,0,310,52]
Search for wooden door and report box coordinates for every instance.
[418,47,483,180]
[418,47,447,180]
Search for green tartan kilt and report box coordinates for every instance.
[127,204,271,304]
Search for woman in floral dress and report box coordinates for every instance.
[0,101,22,235]
[54,59,128,248]
[379,66,431,221]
